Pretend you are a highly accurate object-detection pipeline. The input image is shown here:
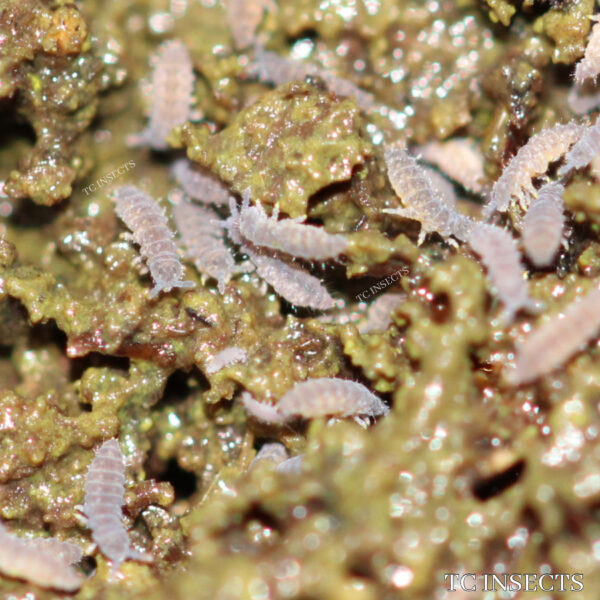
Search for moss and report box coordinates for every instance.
[2,0,600,597]
[483,0,516,26]
[180,81,371,218]
[533,0,595,64]
[1,0,124,206]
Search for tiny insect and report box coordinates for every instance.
[253,44,315,86]
[0,522,84,591]
[317,298,367,327]
[567,85,600,115]
[83,439,151,571]
[249,442,288,469]
[205,346,248,374]
[241,378,389,426]
[467,223,536,323]
[236,190,348,260]
[557,117,600,177]
[522,181,565,267]
[172,195,238,294]
[171,159,232,206]
[254,46,377,112]
[241,391,286,424]
[574,15,600,85]
[506,285,600,385]
[276,454,304,475]
[278,378,389,422]
[383,143,474,244]
[418,138,486,194]
[127,40,195,150]
[226,0,276,49]
[27,537,83,566]
[222,197,336,310]
[112,185,195,298]
[358,293,405,334]
[484,122,584,217]
[244,245,336,310]
[421,165,459,208]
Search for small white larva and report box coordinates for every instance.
[112,185,195,298]
[222,197,336,310]
[83,439,150,571]
[172,196,237,294]
[241,391,286,424]
[171,159,232,206]
[254,46,377,112]
[484,122,584,217]
[383,143,474,244]
[205,346,248,374]
[128,40,195,150]
[27,537,83,566]
[244,245,336,310]
[0,523,84,591]
[467,223,535,323]
[276,454,305,475]
[358,293,405,334]
[557,118,600,177]
[567,85,600,115]
[522,181,565,267]
[226,0,275,49]
[237,191,348,260]
[242,378,389,424]
[574,15,600,85]
[418,138,486,194]
[507,285,600,385]
[249,442,288,469]
[253,44,314,86]
[421,166,458,208]
[277,378,389,420]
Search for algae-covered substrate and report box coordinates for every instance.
[2,0,600,598]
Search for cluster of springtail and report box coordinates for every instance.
[112,17,600,416]
[11,7,600,590]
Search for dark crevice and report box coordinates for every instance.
[152,367,209,411]
[69,353,130,382]
[79,555,97,576]
[153,458,198,501]
[27,320,67,350]
[473,460,526,501]
[10,197,63,228]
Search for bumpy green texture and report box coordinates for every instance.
[180,81,371,217]
[0,0,125,206]
[3,0,600,598]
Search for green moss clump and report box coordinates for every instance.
[483,0,516,26]
[3,0,600,597]
[180,81,372,218]
[1,0,125,206]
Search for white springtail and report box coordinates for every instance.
[507,285,600,385]
[112,185,195,298]
[242,378,389,424]
[467,223,536,323]
[0,523,83,592]
[172,196,238,294]
[205,346,248,374]
[128,40,195,150]
[484,122,584,217]
[383,143,474,244]
[522,181,565,267]
[83,439,151,571]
